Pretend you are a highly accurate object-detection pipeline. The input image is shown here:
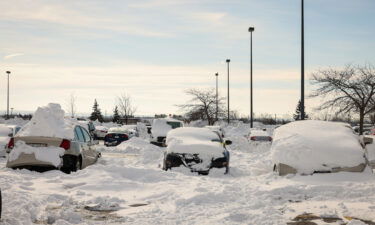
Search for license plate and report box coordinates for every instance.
[115,135,119,138]
[28,143,48,147]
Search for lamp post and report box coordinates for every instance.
[301,0,305,120]
[215,72,219,122]
[226,59,230,124]
[248,26,255,128]
[6,71,10,119]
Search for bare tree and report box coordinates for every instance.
[179,88,225,125]
[117,93,137,124]
[66,92,77,118]
[311,64,375,134]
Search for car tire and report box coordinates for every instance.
[71,156,82,172]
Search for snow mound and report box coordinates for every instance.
[8,141,64,167]
[271,120,365,174]
[17,103,76,139]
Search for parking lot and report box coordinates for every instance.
[1,126,375,225]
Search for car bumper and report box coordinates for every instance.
[6,152,62,169]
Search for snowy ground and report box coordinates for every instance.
[1,127,375,224]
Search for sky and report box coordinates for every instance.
[0,0,374,118]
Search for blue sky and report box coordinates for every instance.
[0,0,374,118]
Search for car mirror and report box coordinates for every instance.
[225,140,232,145]
[8,133,13,137]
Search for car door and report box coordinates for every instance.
[75,126,92,168]
[80,126,98,165]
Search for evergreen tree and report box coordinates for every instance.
[112,106,120,123]
[90,99,104,122]
[293,100,308,121]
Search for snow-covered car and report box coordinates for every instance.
[151,118,184,146]
[93,125,108,140]
[6,103,101,173]
[163,127,231,175]
[205,125,225,137]
[271,120,366,176]
[248,129,272,142]
[0,124,21,157]
[104,127,131,147]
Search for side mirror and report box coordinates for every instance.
[225,140,232,145]
[8,133,13,137]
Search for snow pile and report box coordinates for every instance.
[152,118,173,137]
[250,129,270,137]
[271,120,365,174]
[8,141,64,167]
[365,136,375,166]
[103,137,162,165]
[166,127,224,158]
[17,103,76,139]
[136,122,149,139]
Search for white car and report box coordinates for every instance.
[271,120,366,176]
[0,124,21,157]
[93,125,108,139]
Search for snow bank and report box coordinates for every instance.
[8,141,64,167]
[250,130,270,137]
[17,103,76,139]
[271,120,365,174]
[166,127,224,158]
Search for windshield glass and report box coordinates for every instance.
[167,121,182,129]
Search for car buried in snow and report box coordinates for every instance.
[162,127,231,175]
[248,129,272,142]
[0,124,22,157]
[151,118,184,146]
[271,120,367,176]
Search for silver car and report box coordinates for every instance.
[6,125,100,173]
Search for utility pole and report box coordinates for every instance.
[6,71,11,119]
[226,59,230,124]
[248,27,255,128]
[215,72,219,122]
[301,0,305,120]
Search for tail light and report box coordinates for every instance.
[60,139,71,150]
[7,137,14,149]
[250,136,256,141]
[122,134,128,139]
[106,134,113,138]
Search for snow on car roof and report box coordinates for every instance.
[16,103,77,139]
[250,129,269,137]
[166,127,224,157]
[271,120,365,174]
[108,127,130,133]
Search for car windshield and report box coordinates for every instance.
[167,121,183,129]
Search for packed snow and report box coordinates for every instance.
[17,103,76,139]
[271,120,366,174]
[0,121,375,224]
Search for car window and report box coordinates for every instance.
[74,126,85,142]
[15,127,21,134]
[81,127,92,142]
[211,132,223,143]
[167,121,182,129]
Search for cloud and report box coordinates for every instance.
[4,53,24,60]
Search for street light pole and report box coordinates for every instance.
[248,27,255,128]
[301,0,305,120]
[6,71,11,119]
[226,59,230,124]
[215,72,219,122]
